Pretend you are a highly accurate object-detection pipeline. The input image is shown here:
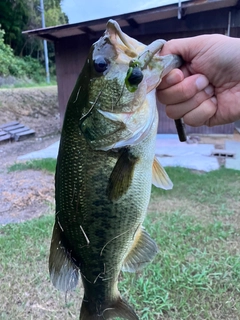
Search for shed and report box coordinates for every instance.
[24,0,240,134]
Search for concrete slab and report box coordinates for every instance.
[17,134,221,172]
[155,134,219,171]
[225,140,240,170]
[155,144,214,157]
[18,141,60,160]
[156,135,215,156]
[157,154,219,172]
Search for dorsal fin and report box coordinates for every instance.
[122,227,158,272]
[152,156,173,190]
[49,222,79,292]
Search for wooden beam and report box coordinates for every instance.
[39,34,58,41]
[79,26,97,37]
[118,7,240,37]
[236,0,240,8]
[126,18,139,29]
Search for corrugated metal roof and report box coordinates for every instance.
[23,0,239,41]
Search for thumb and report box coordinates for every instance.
[159,37,200,62]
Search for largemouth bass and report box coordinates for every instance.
[49,19,181,320]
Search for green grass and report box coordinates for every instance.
[120,213,240,319]
[0,81,57,89]
[1,167,240,319]
[8,158,56,174]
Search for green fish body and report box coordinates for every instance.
[49,20,181,320]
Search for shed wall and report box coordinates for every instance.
[55,34,92,124]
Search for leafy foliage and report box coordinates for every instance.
[0,0,29,54]
[0,26,45,81]
[0,28,15,76]
[0,0,68,82]
[0,0,68,56]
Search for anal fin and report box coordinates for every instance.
[106,148,139,201]
[49,222,79,292]
[152,156,173,190]
[122,227,158,273]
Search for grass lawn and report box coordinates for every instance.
[8,159,57,174]
[1,163,240,319]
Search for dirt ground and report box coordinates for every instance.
[0,86,60,224]
[0,86,239,225]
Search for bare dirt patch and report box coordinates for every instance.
[0,86,59,224]
[0,86,60,166]
[0,170,54,224]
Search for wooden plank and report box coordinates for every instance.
[0,121,19,129]
[0,133,11,143]
[0,130,7,136]
[14,129,35,141]
[4,124,25,131]
[8,127,30,135]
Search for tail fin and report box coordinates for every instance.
[80,296,139,320]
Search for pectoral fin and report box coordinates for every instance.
[152,156,173,190]
[106,149,139,201]
[49,222,79,292]
[122,227,158,272]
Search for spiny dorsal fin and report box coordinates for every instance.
[49,222,79,292]
[122,227,158,273]
[80,295,139,320]
[152,156,173,190]
[106,149,139,201]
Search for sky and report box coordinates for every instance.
[61,0,190,24]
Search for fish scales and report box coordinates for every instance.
[49,19,182,319]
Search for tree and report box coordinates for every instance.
[0,0,68,57]
[0,0,29,54]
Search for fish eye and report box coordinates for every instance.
[127,67,143,86]
[93,56,109,73]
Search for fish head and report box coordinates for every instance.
[87,19,151,114]
[78,20,181,150]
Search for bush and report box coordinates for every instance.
[0,26,47,83]
[0,28,15,76]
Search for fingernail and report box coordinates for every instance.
[204,85,214,95]
[211,96,217,105]
[165,70,183,85]
[195,76,209,91]
[165,72,177,85]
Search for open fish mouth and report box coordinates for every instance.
[105,19,182,91]
[105,19,166,67]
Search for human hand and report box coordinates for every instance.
[157,34,240,127]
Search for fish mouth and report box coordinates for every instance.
[106,19,136,52]
[106,19,139,58]
[105,20,170,74]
